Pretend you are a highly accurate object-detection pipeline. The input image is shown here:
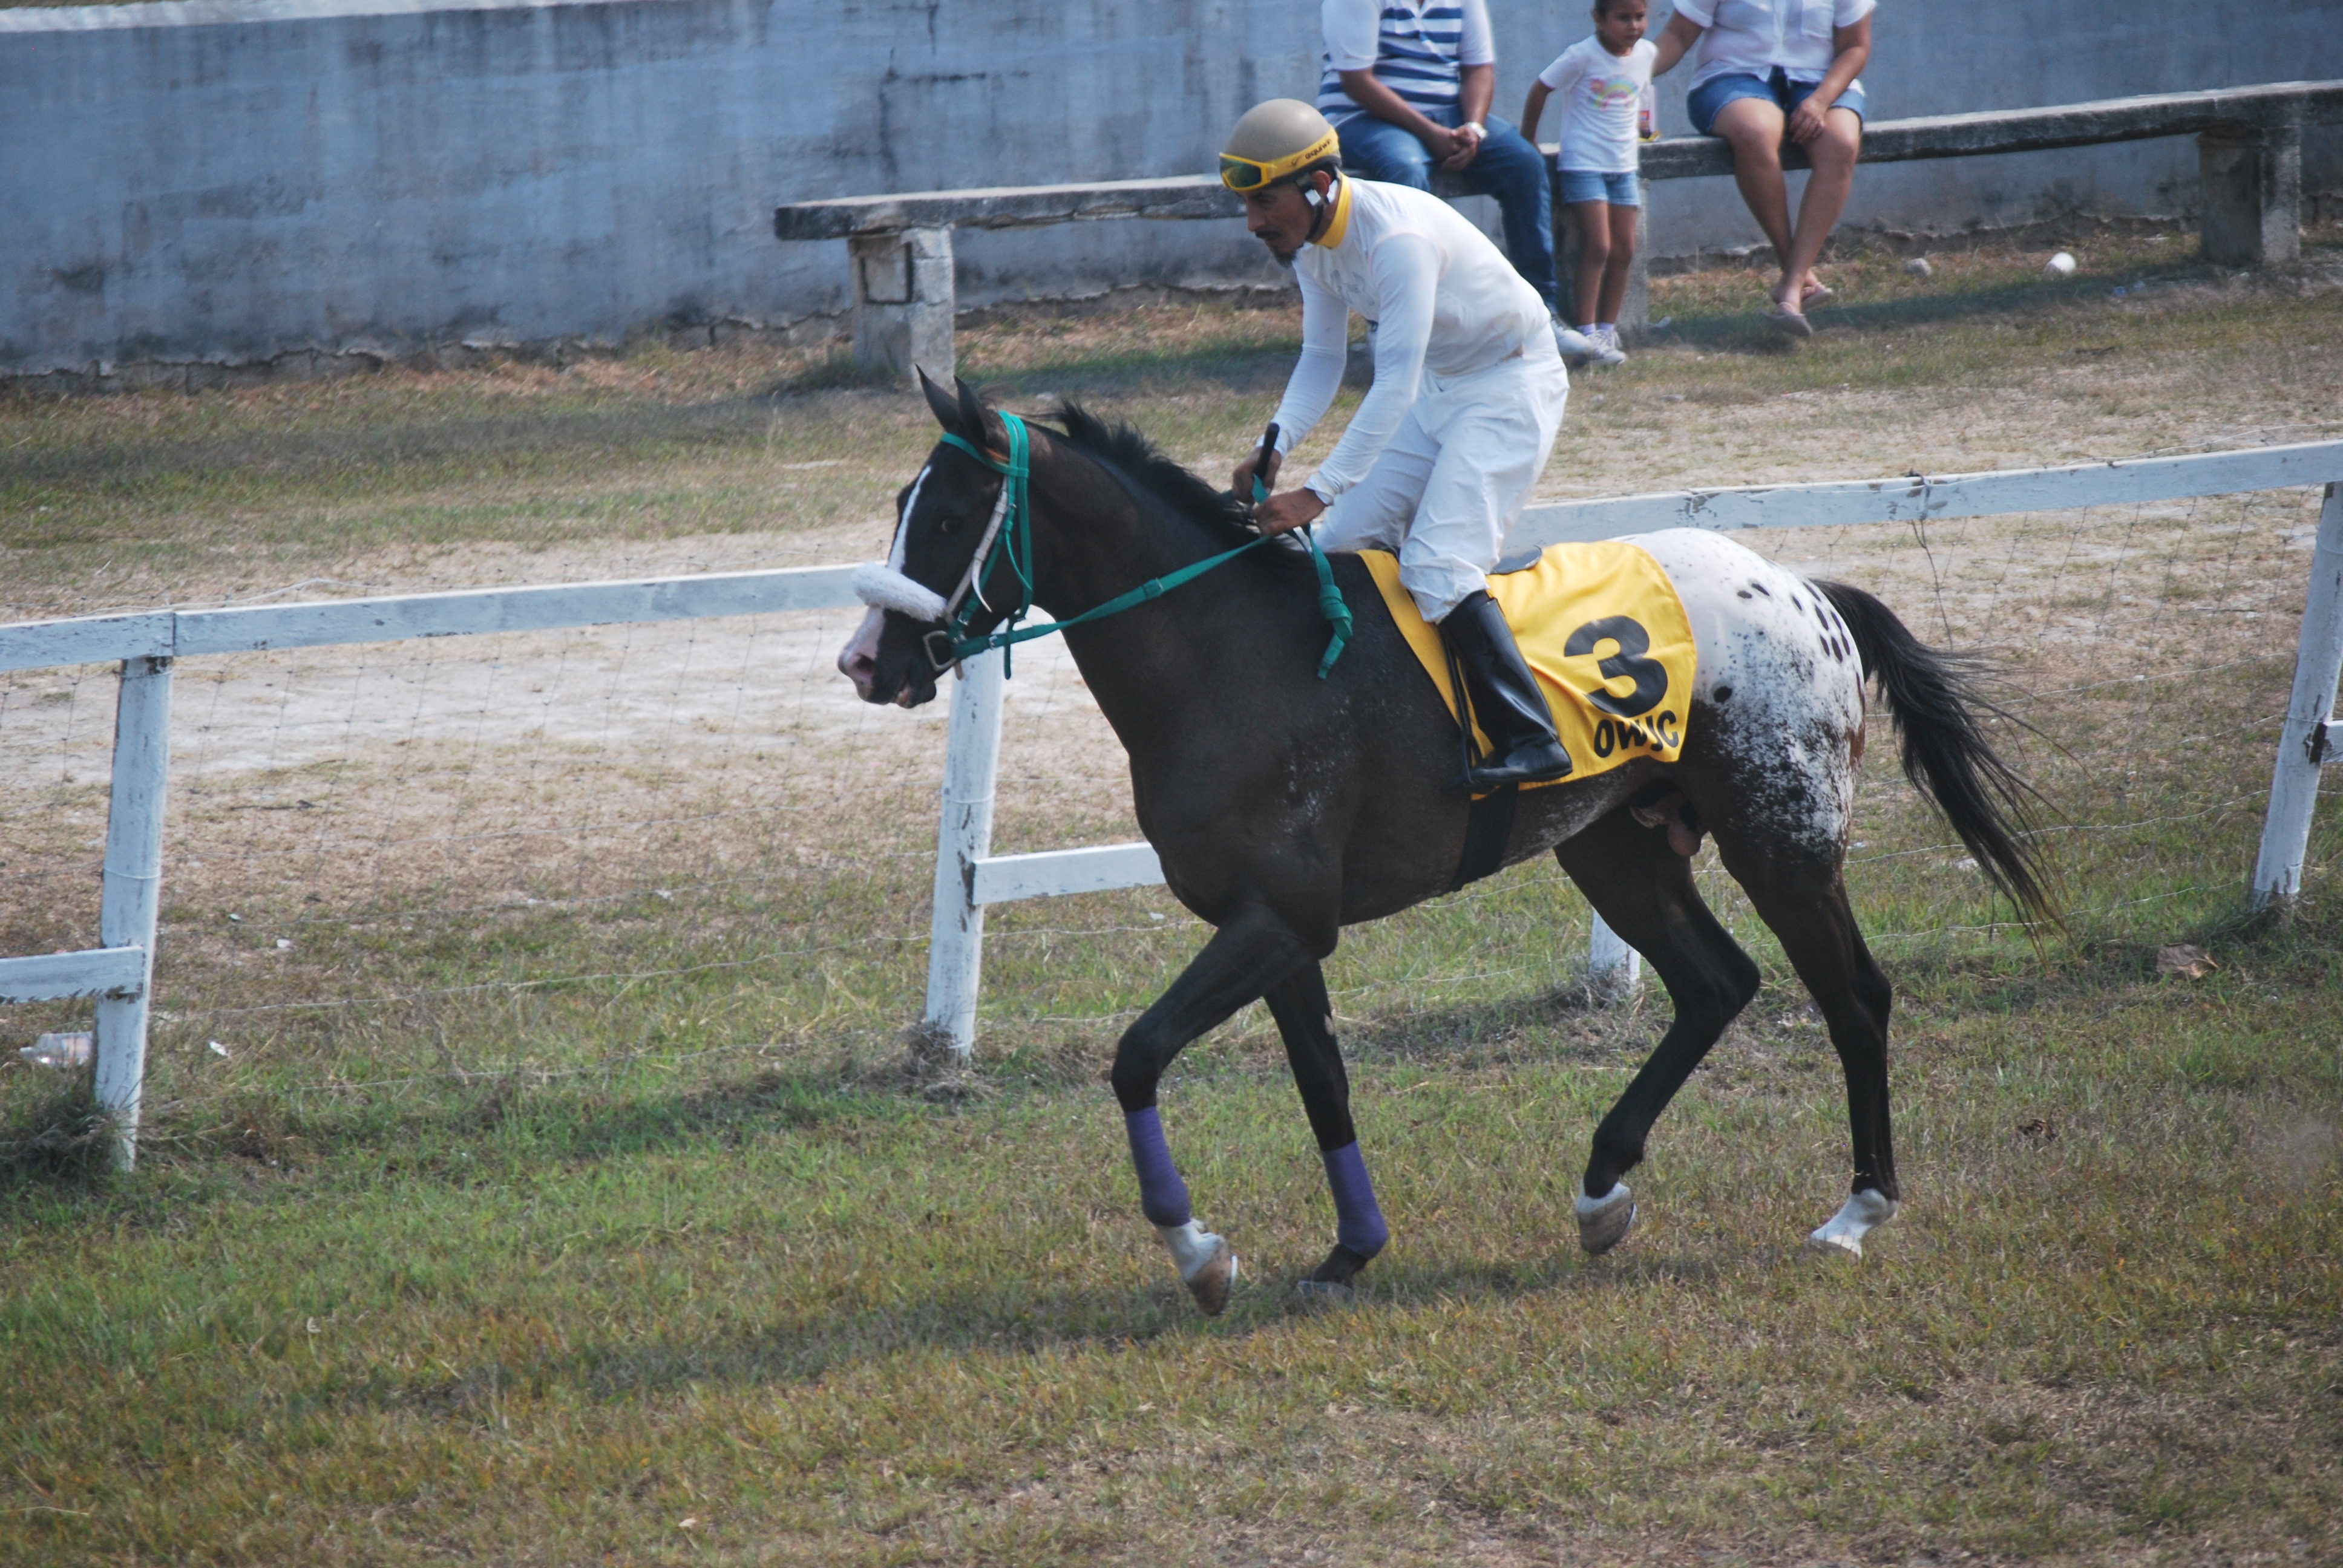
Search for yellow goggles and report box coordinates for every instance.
[1217,128,1340,192]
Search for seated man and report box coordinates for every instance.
[1221,100,1573,790]
[1317,0,1561,340]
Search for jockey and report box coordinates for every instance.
[1223,99,1574,789]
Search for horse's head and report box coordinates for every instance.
[837,372,1021,708]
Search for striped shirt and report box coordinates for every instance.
[1316,0,1496,124]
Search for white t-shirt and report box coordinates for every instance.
[1673,0,1875,93]
[1269,177,1552,501]
[1536,36,1658,175]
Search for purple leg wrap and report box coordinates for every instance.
[1124,1107,1192,1228]
[1322,1141,1388,1258]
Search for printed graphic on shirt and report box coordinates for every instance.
[1538,36,1657,175]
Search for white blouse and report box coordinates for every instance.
[1674,0,1875,93]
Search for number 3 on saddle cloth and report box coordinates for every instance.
[1360,539,1699,792]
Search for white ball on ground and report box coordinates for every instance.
[1903,256,1933,278]
[2045,251,2079,277]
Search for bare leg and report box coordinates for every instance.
[1597,204,1640,325]
[1709,97,1797,306]
[1569,200,1613,327]
[1781,108,1864,299]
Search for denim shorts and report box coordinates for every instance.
[1687,67,1867,137]
[1557,168,1642,207]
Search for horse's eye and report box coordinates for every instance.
[938,515,962,535]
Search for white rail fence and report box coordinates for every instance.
[4,439,2340,1167]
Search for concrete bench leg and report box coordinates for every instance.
[850,225,955,382]
[2198,125,2301,268]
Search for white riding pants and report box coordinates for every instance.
[1312,336,1569,622]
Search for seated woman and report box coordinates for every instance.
[1652,0,1873,336]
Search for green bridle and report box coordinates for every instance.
[921,411,1352,681]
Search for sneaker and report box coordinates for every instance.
[1578,325,1625,368]
[1551,319,1598,362]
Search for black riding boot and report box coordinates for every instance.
[1440,589,1573,789]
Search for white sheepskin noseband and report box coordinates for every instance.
[853,562,948,622]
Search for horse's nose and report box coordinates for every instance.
[837,607,885,702]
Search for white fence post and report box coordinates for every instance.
[2253,482,2343,910]
[1588,912,1642,997]
[94,655,172,1169]
[923,649,1005,1056]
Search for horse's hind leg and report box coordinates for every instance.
[1715,838,1901,1257]
[1263,961,1388,1302]
[1555,811,1763,1254]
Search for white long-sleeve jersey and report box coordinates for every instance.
[1270,177,1551,502]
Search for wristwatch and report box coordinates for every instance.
[1458,121,1486,137]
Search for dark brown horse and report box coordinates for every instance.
[839,377,2048,1312]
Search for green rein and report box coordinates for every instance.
[929,413,1351,680]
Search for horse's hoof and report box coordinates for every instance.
[1575,1183,1637,1255]
[1806,1189,1898,1259]
[1293,1278,1357,1308]
[1157,1220,1238,1316]
[1184,1238,1238,1315]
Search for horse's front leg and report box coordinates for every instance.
[1111,902,1315,1315]
[1265,961,1388,1304]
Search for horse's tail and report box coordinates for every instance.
[1812,579,2058,926]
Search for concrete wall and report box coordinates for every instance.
[1,0,2337,379]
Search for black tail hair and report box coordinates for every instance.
[1814,580,2058,926]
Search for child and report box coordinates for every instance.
[1522,0,1658,367]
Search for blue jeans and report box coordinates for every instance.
[1688,68,1867,137]
[1558,168,1642,207]
[1334,108,1557,309]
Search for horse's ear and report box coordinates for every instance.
[954,376,1005,452]
[918,367,961,434]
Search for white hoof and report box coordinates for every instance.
[1156,1220,1239,1316]
[1806,1189,1899,1258]
[1575,1182,1637,1255]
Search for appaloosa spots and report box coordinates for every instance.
[1638,530,1866,857]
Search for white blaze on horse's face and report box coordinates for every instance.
[836,465,941,705]
[837,607,886,702]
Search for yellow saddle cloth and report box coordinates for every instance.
[1360,541,1697,789]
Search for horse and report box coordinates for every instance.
[837,375,2049,1313]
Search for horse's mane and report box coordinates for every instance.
[1046,400,1311,573]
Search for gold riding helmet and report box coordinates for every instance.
[1219,99,1342,192]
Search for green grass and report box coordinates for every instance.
[2,910,2338,1564]
[4,230,2343,1563]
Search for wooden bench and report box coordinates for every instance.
[774,79,2343,380]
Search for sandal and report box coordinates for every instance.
[1763,300,1814,338]
[1800,279,1835,305]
